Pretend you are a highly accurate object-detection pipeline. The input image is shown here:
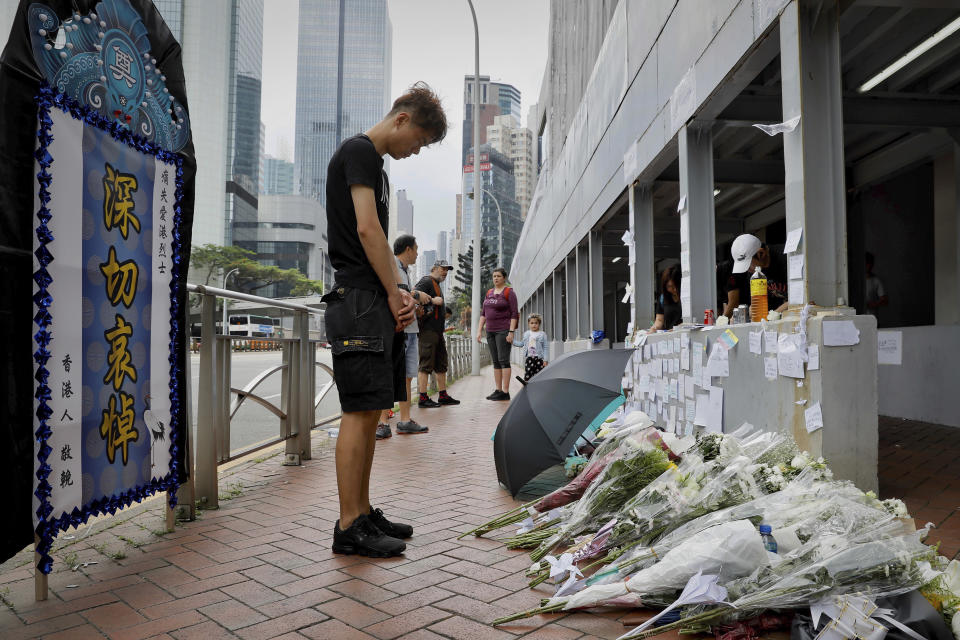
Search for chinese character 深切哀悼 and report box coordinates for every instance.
[99,246,139,308]
[102,163,140,239]
[99,391,139,465]
[103,314,137,391]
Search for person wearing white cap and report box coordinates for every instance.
[723,233,789,319]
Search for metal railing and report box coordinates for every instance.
[184,286,489,512]
[189,283,333,510]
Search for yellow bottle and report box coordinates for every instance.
[750,266,768,322]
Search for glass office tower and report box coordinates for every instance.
[295,0,392,206]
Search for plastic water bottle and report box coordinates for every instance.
[759,524,777,553]
[750,266,768,322]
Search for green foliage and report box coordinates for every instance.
[190,244,324,298]
[451,239,498,304]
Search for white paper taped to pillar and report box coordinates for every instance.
[753,116,800,136]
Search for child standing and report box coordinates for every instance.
[513,313,549,381]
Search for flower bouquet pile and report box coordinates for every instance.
[459,416,667,540]
[488,423,952,639]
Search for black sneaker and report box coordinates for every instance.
[375,423,392,439]
[332,514,405,557]
[396,420,429,434]
[369,507,413,539]
[437,393,460,405]
[486,390,505,400]
[496,392,511,401]
[418,396,441,408]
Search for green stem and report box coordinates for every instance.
[457,501,537,539]
[492,601,566,626]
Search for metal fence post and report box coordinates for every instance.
[195,292,220,509]
[280,341,291,443]
[296,311,312,460]
[217,334,231,462]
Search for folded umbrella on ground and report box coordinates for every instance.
[493,348,634,495]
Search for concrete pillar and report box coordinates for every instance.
[678,123,717,322]
[934,146,960,325]
[589,229,604,334]
[565,256,578,340]
[780,0,848,307]
[629,182,655,329]
[577,242,590,337]
[544,275,555,337]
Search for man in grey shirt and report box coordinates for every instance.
[376,235,436,438]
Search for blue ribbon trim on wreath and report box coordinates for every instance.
[32,81,185,574]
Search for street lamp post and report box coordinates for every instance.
[467,0,483,376]
[468,187,503,268]
[221,268,239,336]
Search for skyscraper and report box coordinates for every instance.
[462,75,522,165]
[152,1,262,251]
[463,145,522,270]
[295,0,392,205]
[226,0,263,249]
[487,115,535,219]
[262,156,296,195]
[396,189,413,236]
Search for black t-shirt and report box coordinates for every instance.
[326,134,389,291]
[415,275,445,333]
[725,251,789,310]
[655,293,683,331]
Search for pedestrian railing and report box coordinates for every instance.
[180,289,490,515]
[186,284,335,512]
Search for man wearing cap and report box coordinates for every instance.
[415,261,460,408]
[723,233,789,319]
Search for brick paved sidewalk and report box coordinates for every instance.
[1,368,957,639]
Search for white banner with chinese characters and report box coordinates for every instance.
[32,107,175,528]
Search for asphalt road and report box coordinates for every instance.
[188,349,340,455]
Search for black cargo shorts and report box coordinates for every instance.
[322,285,405,413]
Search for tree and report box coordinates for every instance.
[190,244,324,299]
[450,239,497,305]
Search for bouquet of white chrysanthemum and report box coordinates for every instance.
[624,523,936,638]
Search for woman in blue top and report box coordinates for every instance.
[513,313,549,381]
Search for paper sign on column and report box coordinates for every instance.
[784,227,802,253]
[788,254,804,280]
[692,342,703,383]
[685,399,696,424]
[804,402,824,433]
[706,344,729,377]
[680,346,690,370]
[877,331,902,365]
[807,344,820,370]
[764,357,778,380]
[680,212,689,240]
[764,330,778,354]
[693,386,723,433]
[673,337,681,352]
[788,279,804,306]
[777,333,806,379]
[684,375,695,398]
[677,194,687,212]
[749,331,762,355]
[823,320,860,346]
[681,250,690,277]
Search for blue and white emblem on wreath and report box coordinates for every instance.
[27,0,191,153]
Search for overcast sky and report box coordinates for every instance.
[262,0,550,253]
